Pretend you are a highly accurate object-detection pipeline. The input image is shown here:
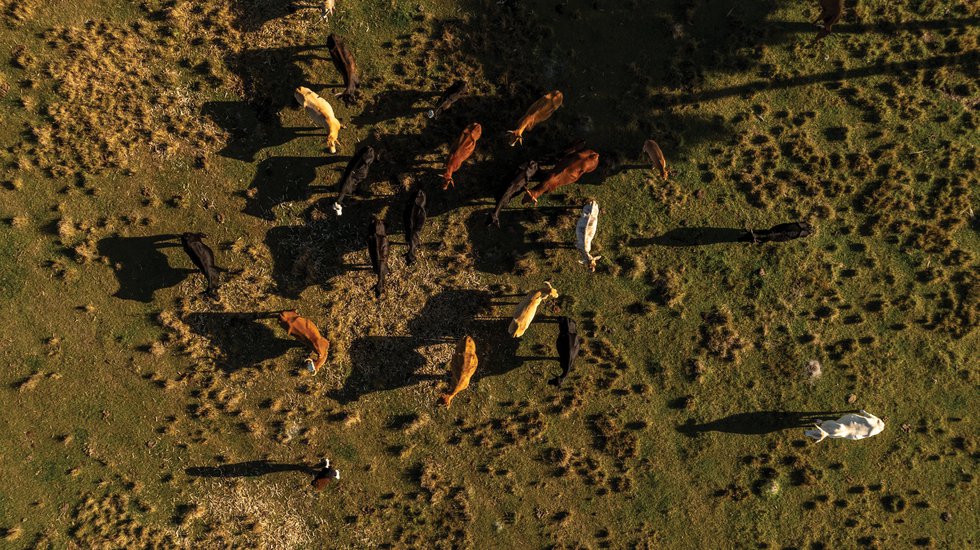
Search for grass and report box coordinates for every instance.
[0,0,977,547]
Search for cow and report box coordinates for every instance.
[443,122,482,190]
[550,316,580,387]
[486,161,539,227]
[576,201,601,271]
[277,310,330,375]
[523,149,599,204]
[438,335,478,407]
[321,0,335,20]
[427,80,467,119]
[179,232,222,298]
[508,282,559,338]
[310,458,340,490]
[403,187,426,265]
[815,0,843,41]
[332,145,376,216]
[741,221,814,243]
[327,34,359,105]
[367,218,389,298]
[542,138,587,164]
[295,86,342,153]
[805,410,884,443]
[507,90,563,146]
[642,139,668,180]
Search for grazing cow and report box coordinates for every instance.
[642,139,668,180]
[805,410,884,443]
[403,187,427,265]
[180,233,222,298]
[332,146,376,216]
[367,219,389,298]
[815,0,843,41]
[321,0,335,20]
[487,161,539,227]
[507,90,563,146]
[438,335,478,407]
[742,221,814,243]
[550,316,580,387]
[310,458,340,490]
[508,282,559,338]
[277,310,330,374]
[575,201,601,272]
[427,80,467,119]
[523,149,600,204]
[327,34,360,105]
[295,86,342,153]
[443,122,482,190]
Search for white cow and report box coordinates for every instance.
[576,200,600,272]
[804,410,884,443]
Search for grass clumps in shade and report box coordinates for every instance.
[699,306,745,363]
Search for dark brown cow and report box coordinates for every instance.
[815,0,843,40]
[523,149,599,204]
[327,34,359,105]
[367,219,389,298]
[550,316,580,387]
[443,122,482,190]
[741,221,814,243]
[427,80,467,119]
[486,161,538,227]
[403,187,427,265]
[180,232,222,298]
[332,146,376,216]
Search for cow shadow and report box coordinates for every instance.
[242,155,344,220]
[202,101,324,162]
[329,289,525,403]
[182,312,298,372]
[97,234,190,303]
[677,410,859,436]
[224,45,329,117]
[185,460,315,478]
[631,227,748,248]
[350,89,435,126]
[464,206,578,274]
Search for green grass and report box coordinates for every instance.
[0,0,977,547]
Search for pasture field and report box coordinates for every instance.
[0,0,977,547]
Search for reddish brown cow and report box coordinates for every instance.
[443,122,482,190]
[522,149,599,204]
[278,310,330,375]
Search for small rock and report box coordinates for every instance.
[940,512,951,522]
[846,393,857,404]
[694,189,705,199]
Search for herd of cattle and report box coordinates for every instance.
[164,2,880,487]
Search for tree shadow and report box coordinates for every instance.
[182,312,298,373]
[677,410,859,436]
[97,234,189,303]
[631,227,748,248]
[185,460,315,478]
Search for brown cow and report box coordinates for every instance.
[642,139,668,180]
[327,34,359,105]
[310,458,340,490]
[278,310,330,375]
[507,90,563,146]
[815,0,843,40]
[438,335,478,407]
[443,122,482,190]
[523,149,599,204]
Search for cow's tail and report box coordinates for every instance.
[405,246,416,265]
[332,202,343,216]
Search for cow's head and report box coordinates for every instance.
[278,310,299,324]
[543,281,559,299]
[326,136,339,154]
[587,256,600,272]
[468,122,483,140]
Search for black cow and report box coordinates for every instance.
[403,187,427,265]
[742,221,814,243]
[180,232,222,298]
[332,146,376,216]
[815,0,843,41]
[427,80,467,119]
[486,161,539,227]
[367,219,389,298]
[550,316,580,387]
[327,34,360,105]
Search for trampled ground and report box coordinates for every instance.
[0,0,977,547]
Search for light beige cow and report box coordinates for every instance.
[294,86,342,153]
[643,139,668,180]
[322,0,336,20]
[438,335,478,408]
[508,282,559,338]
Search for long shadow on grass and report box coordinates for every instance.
[630,227,749,248]
[677,410,859,436]
[242,155,346,220]
[185,460,315,478]
[329,289,525,404]
[182,312,298,372]
[98,234,190,303]
[203,101,328,162]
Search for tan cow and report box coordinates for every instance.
[508,282,559,338]
[294,86,342,153]
[438,335,478,407]
[278,310,330,374]
[642,139,668,180]
[321,0,336,20]
[507,90,563,146]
